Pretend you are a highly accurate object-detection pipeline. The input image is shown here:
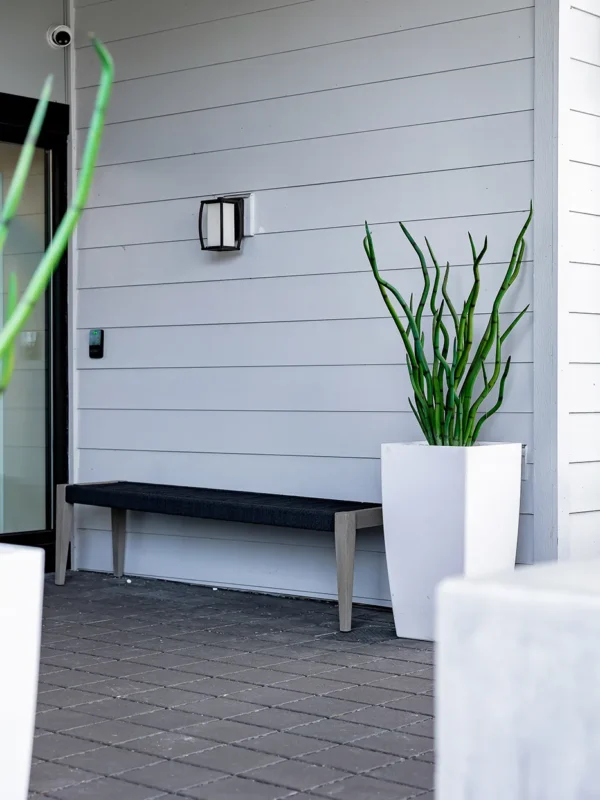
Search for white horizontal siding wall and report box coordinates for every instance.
[568,0,600,559]
[72,0,536,602]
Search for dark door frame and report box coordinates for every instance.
[0,91,69,568]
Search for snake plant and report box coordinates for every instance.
[0,37,113,392]
[364,206,533,446]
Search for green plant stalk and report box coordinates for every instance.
[443,341,458,444]
[408,396,431,441]
[454,234,488,383]
[426,239,451,360]
[400,221,430,331]
[442,262,459,341]
[364,227,435,412]
[471,357,513,443]
[0,38,114,390]
[463,310,503,444]
[364,203,533,446]
[1,275,18,389]
[459,206,532,440]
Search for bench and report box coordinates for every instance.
[55,482,383,632]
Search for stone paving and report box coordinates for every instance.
[32,573,435,799]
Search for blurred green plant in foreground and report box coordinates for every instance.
[0,37,113,392]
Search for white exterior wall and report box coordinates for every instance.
[0,0,67,103]
[568,0,600,558]
[71,0,536,603]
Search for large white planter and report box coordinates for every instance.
[381,442,522,642]
[0,544,45,800]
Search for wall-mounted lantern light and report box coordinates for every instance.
[199,196,245,251]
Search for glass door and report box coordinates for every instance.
[0,141,48,533]
[0,91,68,561]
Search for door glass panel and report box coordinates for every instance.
[0,141,47,532]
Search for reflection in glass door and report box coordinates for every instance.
[0,142,47,532]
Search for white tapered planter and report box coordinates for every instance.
[381,442,521,642]
[0,544,44,800]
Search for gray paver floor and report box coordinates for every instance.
[32,573,435,799]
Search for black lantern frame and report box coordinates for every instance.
[199,196,244,252]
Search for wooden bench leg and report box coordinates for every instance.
[111,508,127,578]
[55,484,73,586]
[335,511,357,633]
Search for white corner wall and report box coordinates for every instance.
[71,0,536,603]
[567,0,600,559]
[0,0,67,103]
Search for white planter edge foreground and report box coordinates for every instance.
[0,544,45,800]
[381,441,522,642]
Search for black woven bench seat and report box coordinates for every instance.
[65,482,379,533]
[55,481,383,632]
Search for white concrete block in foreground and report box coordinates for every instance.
[0,544,45,800]
[436,560,600,800]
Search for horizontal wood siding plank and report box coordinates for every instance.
[75,0,312,43]
[78,363,533,414]
[571,59,600,117]
[568,263,600,313]
[75,527,394,605]
[570,364,600,411]
[572,1,600,16]
[76,262,532,329]
[570,211,600,264]
[569,313,600,362]
[86,112,533,208]
[77,447,533,513]
[76,448,383,504]
[76,3,534,89]
[75,316,534,370]
[570,461,600,513]
[77,509,385,552]
[75,0,113,7]
[85,61,534,168]
[78,409,533,462]
[570,161,600,216]
[78,446,385,503]
[78,163,533,249]
[569,508,600,560]
[570,414,600,463]
[570,111,600,166]
[77,213,532,288]
[572,6,600,67]
[74,509,533,598]
[75,9,534,127]
[76,0,532,56]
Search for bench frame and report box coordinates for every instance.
[54,483,383,632]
